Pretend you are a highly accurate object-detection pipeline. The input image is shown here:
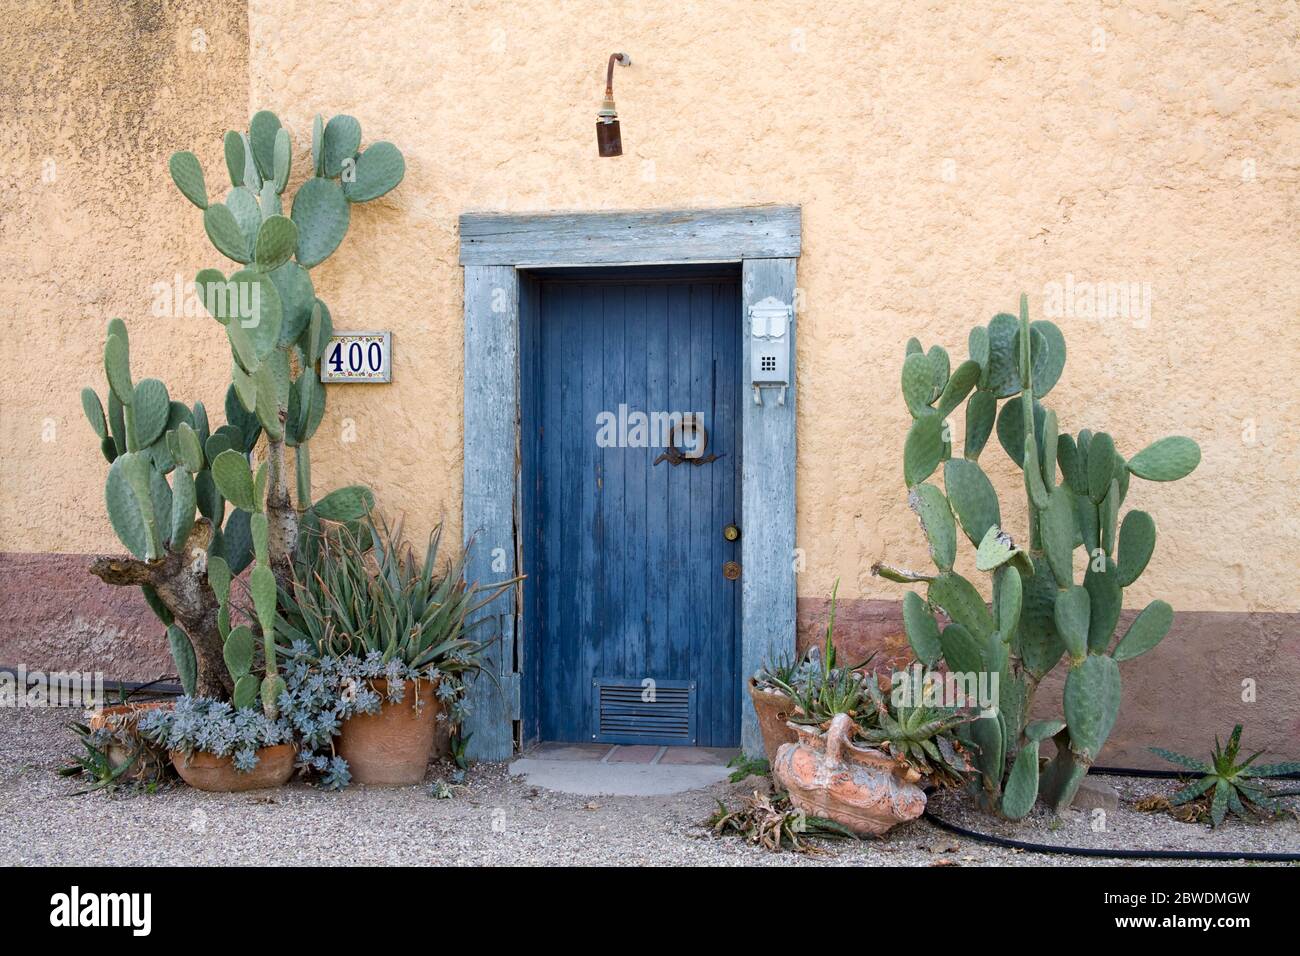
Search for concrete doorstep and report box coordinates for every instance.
[508,742,738,797]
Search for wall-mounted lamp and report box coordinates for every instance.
[597,52,631,157]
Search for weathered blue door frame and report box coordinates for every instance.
[459,206,800,761]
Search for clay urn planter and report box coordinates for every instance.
[773,713,927,837]
[748,678,799,767]
[88,700,173,780]
[170,743,296,792]
[337,677,441,786]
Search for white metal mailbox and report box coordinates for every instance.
[748,295,791,405]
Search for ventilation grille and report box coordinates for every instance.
[593,678,696,745]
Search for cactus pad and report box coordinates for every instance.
[322,114,362,176]
[342,141,405,203]
[249,110,282,181]
[943,458,1001,547]
[908,482,956,571]
[1083,556,1123,653]
[1000,740,1040,820]
[984,312,1021,397]
[1054,585,1091,661]
[1116,510,1156,586]
[1111,600,1174,663]
[929,571,994,641]
[291,176,351,268]
[963,388,996,460]
[903,412,944,486]
[936,359,980,418]
[313,485,375,522]
[211,449,256,512]
[203,203,251,263]
[253,215,298,273]
[900,351,933,417]
[168,151,207,209]
[902,590,941,667]
[1063,654,1121,760]
[1126,436,1201,481]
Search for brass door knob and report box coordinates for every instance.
[722,561,741,580]
[723,524,740,541]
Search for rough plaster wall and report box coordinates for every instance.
[0,0,249,552]
[2,1,1296,625]
[239,0,1298,621]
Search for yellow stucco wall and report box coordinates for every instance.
[1,0,249,553]
[4,1,1297,619]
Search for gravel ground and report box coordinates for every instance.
[3,708,1295,866]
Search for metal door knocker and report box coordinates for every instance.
[653,417,724,467]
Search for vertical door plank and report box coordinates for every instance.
[687,282,713,741]
[644,285,672,688]
[623,285,650,680]
[713,280,741,743]
[577,285,603,741]
[664,284,693,694]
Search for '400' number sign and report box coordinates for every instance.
[320,332,392,383]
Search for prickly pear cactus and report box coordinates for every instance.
[81,109,392,706]
[878,294,1199,817]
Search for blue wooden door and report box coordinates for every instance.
[523,272,742,747]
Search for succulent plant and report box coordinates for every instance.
[1151,725,1300,827]
[708,790,859,853]
[878,294,1200,817]
[81,110,398,710]
[760,580,876,726]
[858,675,974,788]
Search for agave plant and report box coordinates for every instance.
[764,580,875,726]
[1151,725,1300,827]
[276,513,517,678]
[752,650,801,692]
[858,675,973,787]
[59,723,143,795]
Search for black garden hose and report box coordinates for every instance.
[0,668,181,701]
[922,764,1300,863]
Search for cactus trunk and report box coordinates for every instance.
[263,435,299,588]
[87,519,232,697]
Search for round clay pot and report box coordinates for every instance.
[337,678,441,786]
[748,679,798,767]
[773,713,927,837]
[170,743,296,792]
[88,700,173,777]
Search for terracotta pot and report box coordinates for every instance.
[337,678,441,786]
[773,713,926,837]
[170,743,296,792]
[748,680,799,767]
[87,700,173,778]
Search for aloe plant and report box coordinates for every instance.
[1151,726,1300,827]
[876,295,1199,817]
[81,110,401,711]
[762,581,876,725]
[859,676,973,788]
[275,513,516,679]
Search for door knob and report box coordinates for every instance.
[722,561,741,580]
[723,524,740,541]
